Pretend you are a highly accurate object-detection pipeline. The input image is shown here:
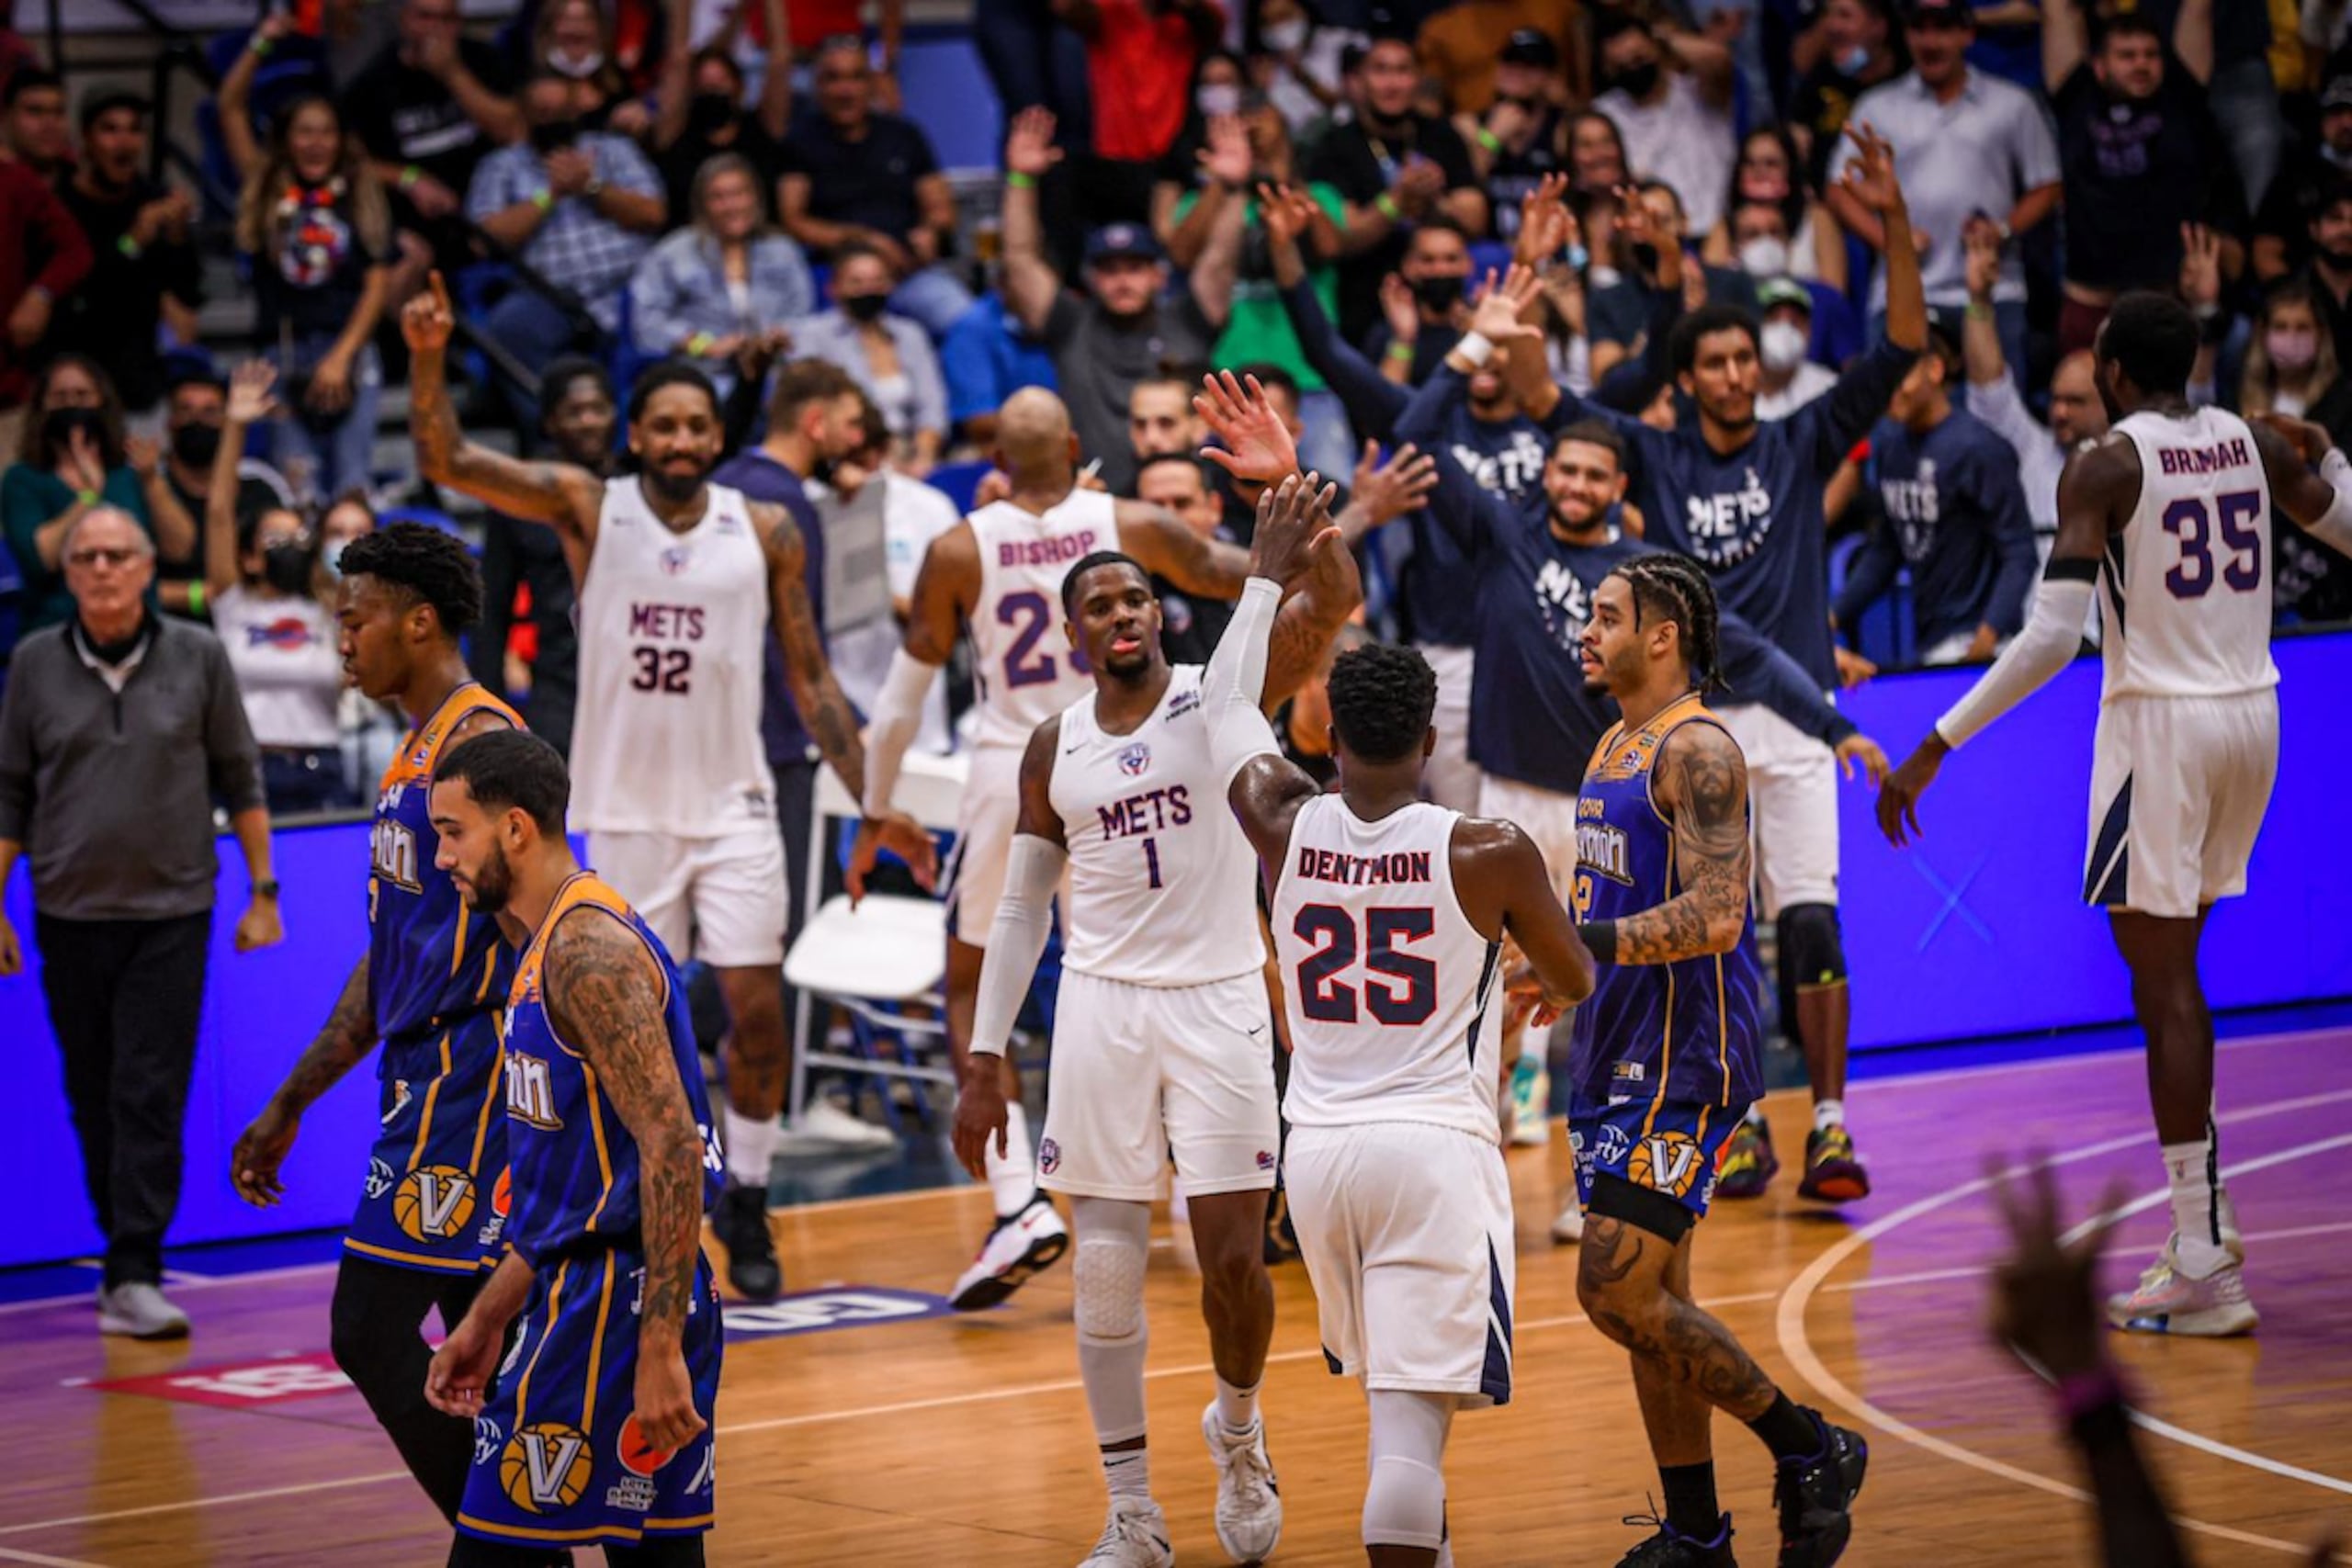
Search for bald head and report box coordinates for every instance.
[994,388,1079,483]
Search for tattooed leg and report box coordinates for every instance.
[1629,1231,1714,1466]
[1577,1213,1778,1424]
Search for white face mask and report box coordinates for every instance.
[1261,17,1308,53]
[1196,84,1242,118]
[1760,318,1810,374]
[548,49,605,79]
[1738,235,1791,278]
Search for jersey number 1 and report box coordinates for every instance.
[1292,905,1437,1026]
[2161,491,2262,600]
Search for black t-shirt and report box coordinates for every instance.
[776,111,941,247]
[343,38,514,193]
[1486,107,1565,245]
[1305,114,1480,343]
[51,176,204,412]
[657,116,785,232]
[2254,143,2352,276]
[250,179,384,344]
[2054,62,2242,291]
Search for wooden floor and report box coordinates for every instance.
[3,1031,2349,1566]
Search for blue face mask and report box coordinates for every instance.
[1838,44,1871,74]
[1564,242,1590,273]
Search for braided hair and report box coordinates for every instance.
[1609,552,1726,695]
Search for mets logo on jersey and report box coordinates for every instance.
[1039,1137,1061,1175]
[502,1423,594,1513]
[393,1165,478,1240]
[660,545,693,576]
[1628,1132,1707,1198]
[1118,743,1151,777]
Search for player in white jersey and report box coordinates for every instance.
[404,278,935,1303]
[946,479,1359,1568]
[1195,479,1596,1567]
[853,388,1264,1308]
[1880,291,2352,1337]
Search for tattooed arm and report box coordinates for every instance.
[757,501,867,795]
[544,908,710,1451]
[1596,722,1751,964]
[231,956,377,1206]
[1114,500,1255,600]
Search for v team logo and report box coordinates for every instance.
[1628,1132,1705,1198]
[393,1165,477,1241]
[502,1423,594,1513]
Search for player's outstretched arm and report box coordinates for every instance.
[1594,722,1751,965]
[2251,414,2352,555]
[1876,438,2127,845]
[953,722,1070,1177]
[544,909,710,1453]
[403,272,605,543]
[850,525,978,896]
[1114,499,1254,599]
[1453,818,1595,1021]
[230,954,377,1207]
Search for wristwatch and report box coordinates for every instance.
[254,879,281,900]
[583,175,605,199]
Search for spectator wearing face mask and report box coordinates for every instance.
[1250,0,1365,137]
[530,0,640,134]
[1754,277,1838,420]
[200,363,349,814]
[1725,201,1862,363]
[1463,29,1572,248]
[1702,126,1847,294]
[650,14,790,230]
[1791,0,1905,188]
[1364,219,1477,387]
[1590,9,1736,236]
[2241,280,2349,428]
[789,243,949,476]
[153,368,296,623]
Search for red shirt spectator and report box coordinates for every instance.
[0,156,93,419]
[1082,0,1223,164]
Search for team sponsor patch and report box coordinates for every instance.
[1118,742,1151,777]
[1038,1136,1061,1175]
[720,1285,982,1340]
[85,1351,352,1409]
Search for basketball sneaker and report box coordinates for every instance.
[96,1281,189,1340]
[1078,1497,1174,1568]
[1795,1126,1870,1204]
[1507,1055,1551,1148]
[950,1192,1069,1311]
[1614,1510,1736,1566]
[1202,1402,1283,1562]
[712,1180,783,1301]
[1714,1117,1779,1200]
[2107,1250,2258,1337]
[1771,1411,1868,1567]
[1552,1192,1586,1246]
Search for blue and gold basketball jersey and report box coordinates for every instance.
[502,874,722,1267]
[1568,694,1765,1109]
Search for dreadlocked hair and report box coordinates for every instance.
[1611,552,1726,694]
[338,523,484,637]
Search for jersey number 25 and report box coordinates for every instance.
[1292,905,1437,1026]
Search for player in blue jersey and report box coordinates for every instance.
[231,523,523,1530]
[1569,553,1867,1568]
[1489,126,1928,1206]
[424,731,724,1566]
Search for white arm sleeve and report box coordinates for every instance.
[1202,577,1285,785]
[1932,575,2096,749]
[860,648,941,817]
[2301,446,2352,555]
[969,834,1067,1057]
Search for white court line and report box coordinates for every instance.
[0,1547,114,1567]
[1828,1220,2352,1296]
[1776,1087,2352,1561]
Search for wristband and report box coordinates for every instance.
[250,34,274,56]
[532,188,554,212]
[1964,301,1993,321]
[76,489,100,507]
[187,581,206,616]
[1005,171,1036,191]
[1384,340,1416,363]
[1577,920,1619,964]
[2323,446,2350,482]
[1476,128,1500,152]
[1375,192,1402,222]
[1454,331,1496,367]
[400,164,422,191]
[117,233,144,261]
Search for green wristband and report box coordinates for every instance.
[1476,128,1500,152]
[1375,192,1402,222]
[187,580,206,616]
[1006,171,1036,191]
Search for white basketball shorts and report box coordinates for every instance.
[1283,1120,1516,1405]
[1714,701,1838,917]
[1417,642,1484,812]
[2085,690,2278,920]
[1038,970,1279,1201]
[587,824,786,969]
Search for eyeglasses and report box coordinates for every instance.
[67,547,140,569]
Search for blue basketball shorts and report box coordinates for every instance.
[1568,1093,1751,1224]
[346,1013,509,1274]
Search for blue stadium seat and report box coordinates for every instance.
[929,459,993,514]
[897,30,1005,174]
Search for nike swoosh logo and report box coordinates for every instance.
[1064,743,1086,754]
[1246,1024,1267,1038]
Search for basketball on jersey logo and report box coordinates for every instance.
[1118,742,1151,777]
[617,1413,678,1477]
[1628,1133,1705,1198]
[502,1422,593,1512]
[393,1165,477,1241]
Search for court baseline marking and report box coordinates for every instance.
[1776,1084,2352,1561]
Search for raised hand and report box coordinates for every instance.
[1195,369,1300,482]
[1351,440,1438,526]
[1199,113,1254,187]
[1962,220,2000,305]
[1256,180,1317,250]
[1986,1155,2124,1380]
[401,269,457,355]
[1379,270,1420,342]
[62,426,107,494]
[2177,220,2221,313]
[1004,107,1064,180]
[1513,171,1573,268]
[1466,265,1544,343]
[1250,469,1340,589]
[1838,120,1905,217]
[228,358,279,425]
[1611,181,1664,252]
[124,433,162,479]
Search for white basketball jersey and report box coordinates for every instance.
[1271,797,1504,1143]
[2103,409,2280,701]
[967,491,1117,750]
[1047,664,1266,987]
[570,477,777,835]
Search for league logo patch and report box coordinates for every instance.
[1038,1137,1061,1175]
[660,545,693,576]
[1255,1149,1276,1172]
[1118,743,1151,777]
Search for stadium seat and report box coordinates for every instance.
[928,459,993,514]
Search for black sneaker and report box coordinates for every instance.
[1616,1509,1737,1566]
[713,1179,782,1301]
[1772,1411,1868,1567]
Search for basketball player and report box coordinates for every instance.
[424,730,724,1567]
[1200,484,1599,1567]
[1569,554,1868,1566]
[945,478,1358,1566]
[1495,124,1930,1205]
[852,386,1264,1310]
[229,523,521,1529]
[403,275,934,1303]
[1878,292,2352,1335]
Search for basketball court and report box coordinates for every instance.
[0,1025,2346,1565]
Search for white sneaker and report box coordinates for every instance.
[1551,1191,1585,1246]
[1078,1496,1174,1568]
[775,1097,897,1152]
[1507,1056,1550,1148]
[97,1281,190,1339]
[950,1193,1069,1311]
[2108,1247,2258,1337]
[1202,1402,1283,1563]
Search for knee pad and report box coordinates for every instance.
[1363,1455,1446,1551]
[1779,902,1846,988]
[1070,1199,1149,1343]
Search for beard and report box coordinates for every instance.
[643,460,709,503]
[463,843,514,914]
[1549,499,1605,538]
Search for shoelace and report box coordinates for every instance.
[1221,1426,1276,1498]
[1095,1505,1167,1556]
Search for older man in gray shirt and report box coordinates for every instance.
[0,506,283,1339]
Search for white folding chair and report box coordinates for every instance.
[783,750,967,1132]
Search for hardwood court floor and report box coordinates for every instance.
[2,1031,2347,1566]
